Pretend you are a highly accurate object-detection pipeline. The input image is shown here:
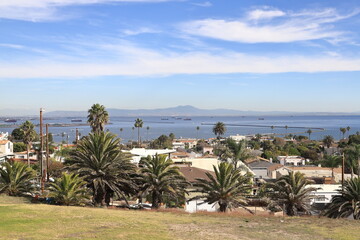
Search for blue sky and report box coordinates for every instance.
[1,0,360,114]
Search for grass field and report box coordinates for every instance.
[0,195,359,240]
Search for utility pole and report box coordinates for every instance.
[342,152,345,191]
[40,108,45,194]
[46,124,49,182]
[76,128,79,145]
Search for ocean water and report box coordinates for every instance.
[1,115,359,143]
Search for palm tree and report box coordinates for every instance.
[271,125,275,135]
[139,154,189,209]
[119,128,123,137]
[191,162,252,212]
[131,127,135,145]
[324,177,360,219]
[225,139,251,170]
[322,135,334,148]
[134,118,143,146]
[87,103,109,133]
[322,155,341,181]
[340,128,347,139]
[344,145,360,178]
[285,125,288,135]
[347,126,351,138]
[266,171,318,216]
[19,121,37,166]
[49,173,89,206]
[213,122,226,139]
[0,161,36,196]
[196,126,200,139]
[66,132,135,206]
[306,129,312,140]
[146,126,150,141]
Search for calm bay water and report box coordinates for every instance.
[1,115,359,143]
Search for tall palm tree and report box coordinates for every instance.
[322,155,341,181]
[344,145,360,178]
[347,126,351,138]
[340,128,347,139]
[131,127,135,145]
[266,171,318,216]
[146,126,150,141]
[66,132,135,206]
[324,177,360,220]
[139,154,189,209]
[119,128,123,138]
[49,173,89,206]
[191,162,252,212]
[87,103,109,133]
[306,129,312,140]
[213,122,226,139]
[19,121,37,166]
[134,118,143,146]
[196,126,200,139]
[285,125,288,135]
[0,161,36,196]
[225,139,251,170]
[322,135,334,149]
[270,125,275,135]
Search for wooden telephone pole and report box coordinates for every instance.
[46,124,50,181]
[342,152,345,190]
[40,108,47,194]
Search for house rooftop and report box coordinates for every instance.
[0,140,10,145]
[178,166,215,183]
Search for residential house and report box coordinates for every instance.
[246,158,276,179]
[0,140,14,162]
[172,157,220,172]
[268,165,353,182]
[178,166,219,213]
[277,155,306,166]
[123,148,175,164]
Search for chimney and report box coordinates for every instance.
[270,158,273,163]
[318,164,321,168]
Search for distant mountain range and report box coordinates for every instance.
[43,105,359,117]
[1,105,359,117]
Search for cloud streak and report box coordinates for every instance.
[0,0,176,21]
[1,41,360,79]
[181,8,359,43]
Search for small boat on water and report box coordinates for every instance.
[184,118,192,121]
[161,118,169,120]
[71,119,82,123]
[4,119,17,123]
[258,118,265,120]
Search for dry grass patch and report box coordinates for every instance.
[0,196,359,240]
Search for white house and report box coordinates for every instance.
[277,156,306,166]
[229,134,246,142]
[308,184,341,205]
[0,140,14,163]
[123,148,175,164]
[0,132,9,140]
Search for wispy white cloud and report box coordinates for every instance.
[122,27,161,36]
[192,1,212,7]
[180,8,360,43]
[2,40,360,79]
[0,0,177,21]
[0,43,25,49]
[247,8,285,20]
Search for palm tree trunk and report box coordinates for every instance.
[152,191,159,209]
[138,127,140,146]
[27,144,30,166]
[219,203,227,212]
